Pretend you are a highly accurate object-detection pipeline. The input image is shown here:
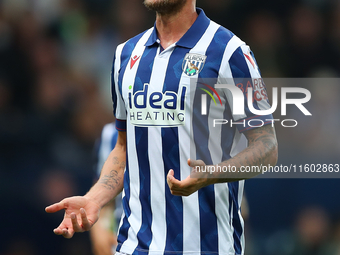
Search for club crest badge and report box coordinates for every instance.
[182,53,207,76]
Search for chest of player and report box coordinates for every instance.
[118,45,222,127]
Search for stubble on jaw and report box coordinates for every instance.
[143,0,187,15]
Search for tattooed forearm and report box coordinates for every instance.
[112,156,126,169]
[112,157,119,165]
[99,170,123,190]
[99,156,125,190]
[211,124,278,182]
[246,124,278,165]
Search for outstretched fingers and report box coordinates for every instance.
[45,201,65,213]
[70,213,82,232]
[52,208,91,238]
[70,208,91,233]
[53,224,75,239]
[79,208,91,231]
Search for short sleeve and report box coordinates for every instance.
[111,44,127,131]
[222,44,274,133]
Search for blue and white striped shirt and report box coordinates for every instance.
[112,8,272,255]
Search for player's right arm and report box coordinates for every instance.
[85,130,126,207]
[45,131,126,239]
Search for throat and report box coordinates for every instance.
[159,40,177,51]
[154,5,198,50]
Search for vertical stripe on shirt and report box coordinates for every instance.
[119,28,154,254]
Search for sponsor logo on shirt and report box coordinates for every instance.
[128,84,187,127]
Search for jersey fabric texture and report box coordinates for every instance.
[111,8,273,255]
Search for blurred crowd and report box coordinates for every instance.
[0,0,339,255]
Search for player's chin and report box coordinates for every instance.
[144,0,187,13]
[143,0,160,5]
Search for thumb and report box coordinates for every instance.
[167,169,175,181]
[45,201,65,213]
[167,169,181,186]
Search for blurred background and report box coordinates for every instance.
[0,0,339,254]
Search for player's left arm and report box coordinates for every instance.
[167,124,278,196]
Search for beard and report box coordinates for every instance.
[143,0,187,15]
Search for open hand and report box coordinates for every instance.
[167,159,211,196]
[45,196,101,238]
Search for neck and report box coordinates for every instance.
[155,2,197,49]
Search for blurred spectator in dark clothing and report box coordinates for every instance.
[280,5,339,77]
